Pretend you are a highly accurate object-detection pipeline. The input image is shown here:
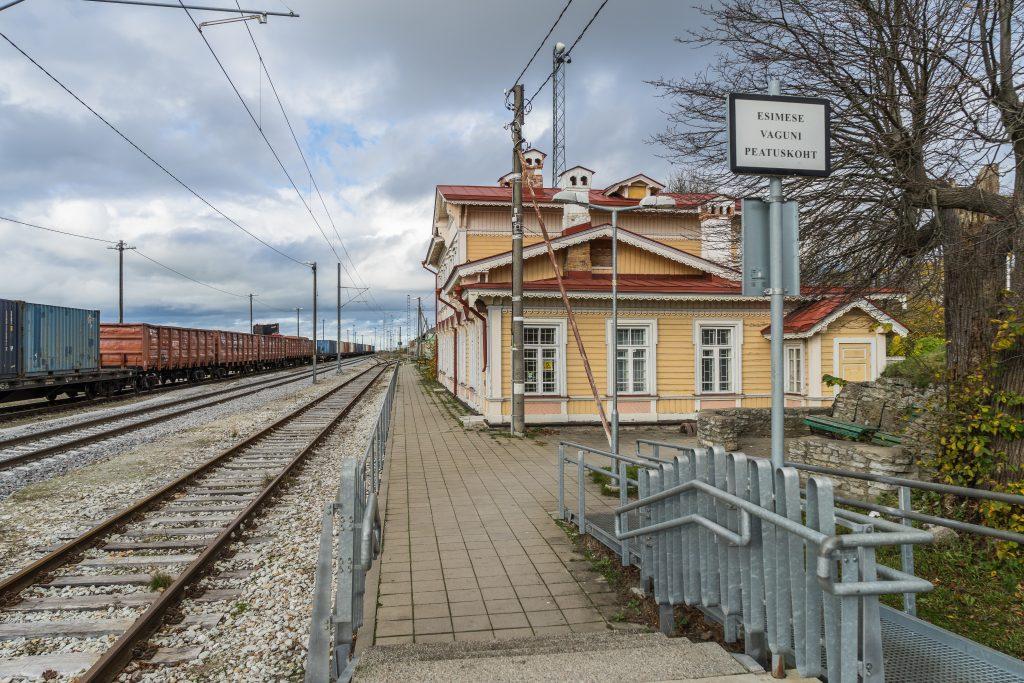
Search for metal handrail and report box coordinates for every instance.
[636,437,1024,615]
[305,364,398,683]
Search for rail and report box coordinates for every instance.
[305,363,398,683]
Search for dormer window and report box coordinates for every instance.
[581,176,588,186]
[570,176,578,186]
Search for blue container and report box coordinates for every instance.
[0,299,19,379]
[316,339,337,355]
[20,302,100,376]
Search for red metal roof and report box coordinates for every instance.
[468,273,742,294]
[436,185,719,209]
[765,298,847,335]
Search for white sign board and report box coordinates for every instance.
[728,93,831,177]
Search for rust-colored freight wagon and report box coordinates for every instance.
[217,330,258,368]
[102,324,216,381]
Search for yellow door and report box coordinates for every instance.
[838,343,871,382]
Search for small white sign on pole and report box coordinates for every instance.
[728,93,831,177]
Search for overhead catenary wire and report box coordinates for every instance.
[528,0,610,104]
[509,0,574,89]
[175,1,348,275]
[132,249,248,299]
[0,32,308,268]
[228,1,384,316]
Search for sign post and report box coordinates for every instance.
[729,80,830,472]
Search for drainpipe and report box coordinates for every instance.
[422,261,441,381]
[454,286,487,371]
[436,289,460,393]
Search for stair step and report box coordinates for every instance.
[357,638,749,682]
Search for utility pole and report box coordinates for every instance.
[295,307,302,336]
[248,293,256,333]
[336,263,341,374]
[311,261,317,384]
[510,83,526,436]
[108,240,135,323]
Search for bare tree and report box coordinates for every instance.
[667,168,720,195]
[652,0,1024,479]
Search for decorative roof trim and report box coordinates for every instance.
[765,298,909,339]
[441,224,740,293]
[464,288,764,303]
[602,173,666,196]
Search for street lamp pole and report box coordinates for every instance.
[610,208,619,454]
[552,191,677,454]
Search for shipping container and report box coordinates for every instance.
[21,302,100,376]
[316,339,337,356]
[253,323,280,335]
[0,299,18,379]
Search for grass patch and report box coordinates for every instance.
[148,570,173,591]
[877,537,1024,658]
[231,601,250,616]
[588,465,639,498]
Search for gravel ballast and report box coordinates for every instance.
[0,361,375,585]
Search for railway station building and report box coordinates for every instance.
[423,150,907,426]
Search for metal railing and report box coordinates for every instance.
[305,364,398,683]
[558,439,943,681]
[637,438,1024,617]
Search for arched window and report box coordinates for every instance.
[581,176,588,186]
[570,176,577,186]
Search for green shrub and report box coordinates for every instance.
[883,335,946,387]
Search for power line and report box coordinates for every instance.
[0,215,118,244]
[1,214,257,300]
[175,2,346,270]
[228,2,381,315]
[510,0,574,89]
[528,0,609,103]
[132,249,248,298]
[0,31,307,267]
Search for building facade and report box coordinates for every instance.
[423,151,905,425]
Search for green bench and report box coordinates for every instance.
[871,431,902,447]
[804,414,878,440]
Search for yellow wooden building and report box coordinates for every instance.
[422,151,906,425]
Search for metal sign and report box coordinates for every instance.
[728,93,831,177]
[741,198,800,296]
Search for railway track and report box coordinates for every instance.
[0,358,370,474]
[0,361,393,681]
[0,356,371,423]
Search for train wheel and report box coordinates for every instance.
[84,384,97,400]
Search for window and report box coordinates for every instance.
[615,327,650,393]
[581,176,588,186]
[699,326,734,393]
[786,345,803,393]
[524,325,558,394]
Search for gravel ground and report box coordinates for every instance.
[114,373,388,682]
[0,363,366,500]
[0,361,375,584]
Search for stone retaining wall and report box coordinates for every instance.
[785,436,916,498]
[697,407,827,452]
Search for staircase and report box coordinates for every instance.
[354,630,802,682]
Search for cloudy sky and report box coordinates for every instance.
[0,0,710,347]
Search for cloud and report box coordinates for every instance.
[0,0,710,344]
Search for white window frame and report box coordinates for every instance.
[523,319,567,396]
[784,341,804,394]
[693,320,743,395]
[605,319,658,395]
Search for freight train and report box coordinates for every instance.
[0,299,374,403]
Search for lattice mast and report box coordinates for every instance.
[551,42,570,186]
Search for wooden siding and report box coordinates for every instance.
[616,244,703,275]
[467,234,544,261]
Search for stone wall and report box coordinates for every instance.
[697,407,827,452]
[786,436,916,498]
[832,376,938,433]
